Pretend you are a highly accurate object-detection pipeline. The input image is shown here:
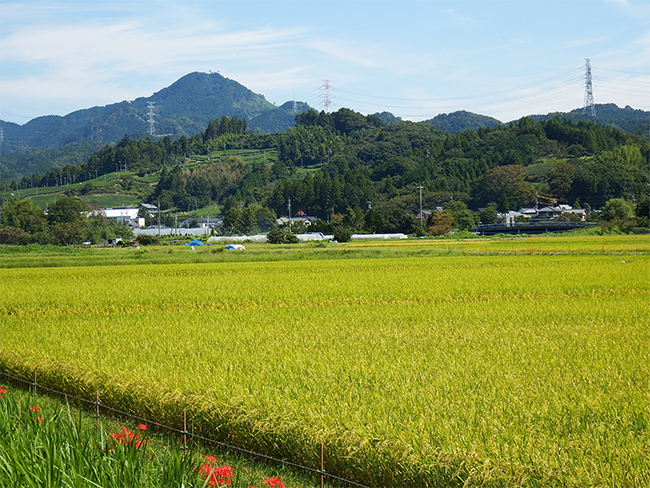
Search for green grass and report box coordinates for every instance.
[79,194,142,208]
[0,383,316,488]
[0,234,647,269]
[1,243,648,487]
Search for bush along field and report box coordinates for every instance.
[0,384,315,488]
[1,245,648,486]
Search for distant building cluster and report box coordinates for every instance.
[501,205,587,224]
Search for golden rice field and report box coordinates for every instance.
[1,239,648,487]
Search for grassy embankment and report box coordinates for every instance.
[0,383,316,487]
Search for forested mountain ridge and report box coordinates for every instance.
[0,72,277,154]
[421,110,502,134]
[9,109,648,226]
[0,72,314,182]
[530,103,650,137]
[1,68,648,184]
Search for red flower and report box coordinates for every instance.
[199,463,233,486]
[30,406,41,412]
[0,387,7,395]
[37,416,43,423]
[137,424,148,431]
[264,477,286,488]
[110,426,146,449]
[204,455,218,463]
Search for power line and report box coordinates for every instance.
[335,68,584,103]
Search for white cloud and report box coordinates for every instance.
[445,9,480,27]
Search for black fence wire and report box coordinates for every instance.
[0,370,371,488]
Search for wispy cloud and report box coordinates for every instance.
[564,36,611,48]
[445,9,480,27]
[0,12,307,107]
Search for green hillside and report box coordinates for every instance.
[0,72,277,152]
[421,110,502,134]
[530,103,650,137]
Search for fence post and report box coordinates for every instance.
[320,442,324,488]
[95,391,100,428]
[182,410,187,452]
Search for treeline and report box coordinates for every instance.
[7,116,252,189]
[0,197,133,245]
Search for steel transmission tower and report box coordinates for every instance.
[583,59,596,117]
[320,80,333,113]
[91,112,102,145]
[147,102,156,136]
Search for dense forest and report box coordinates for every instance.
[2,107,649,242]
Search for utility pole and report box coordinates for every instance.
[417,184,424,229]
[287,197,292,232]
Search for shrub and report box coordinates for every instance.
[136,235,158,246]
[332,226,352,242]
[266,229,299,244]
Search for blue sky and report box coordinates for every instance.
[0,0,648,125]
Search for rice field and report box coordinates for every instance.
[1,246,648,487]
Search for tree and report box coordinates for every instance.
[427,211,454,236]
[600,198,635,221]
[471,164,534,209]
[333,226,352,242]
[549,161,575,200]
[479,204,498,224]
[266,228,299,244]
[1,199,46,233]
[453,209,477,231]
[43,198,89,245]
[47,197,90,224]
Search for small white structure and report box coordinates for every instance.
[276,216,318,226]
[102,207,139,224]
[208,235,268,243]
[294,232,334,241]
[179,218,223,229]
[351,233,408,240]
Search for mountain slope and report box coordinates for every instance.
[248,101,312,133]
[529,103,650,138]
[421,110,502,134]
[0,72,276,153]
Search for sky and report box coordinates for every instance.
[0,0,649,126]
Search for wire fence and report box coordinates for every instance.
[0,370,370,488]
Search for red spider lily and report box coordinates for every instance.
[264,477,286,488]
[30,406,41,412]
[36,416,43,423]
[136,424,148,431]
[199,459,233,486]
[109,426,146,449]
[0,387,7,395]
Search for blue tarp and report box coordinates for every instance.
[185,239,204,246]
